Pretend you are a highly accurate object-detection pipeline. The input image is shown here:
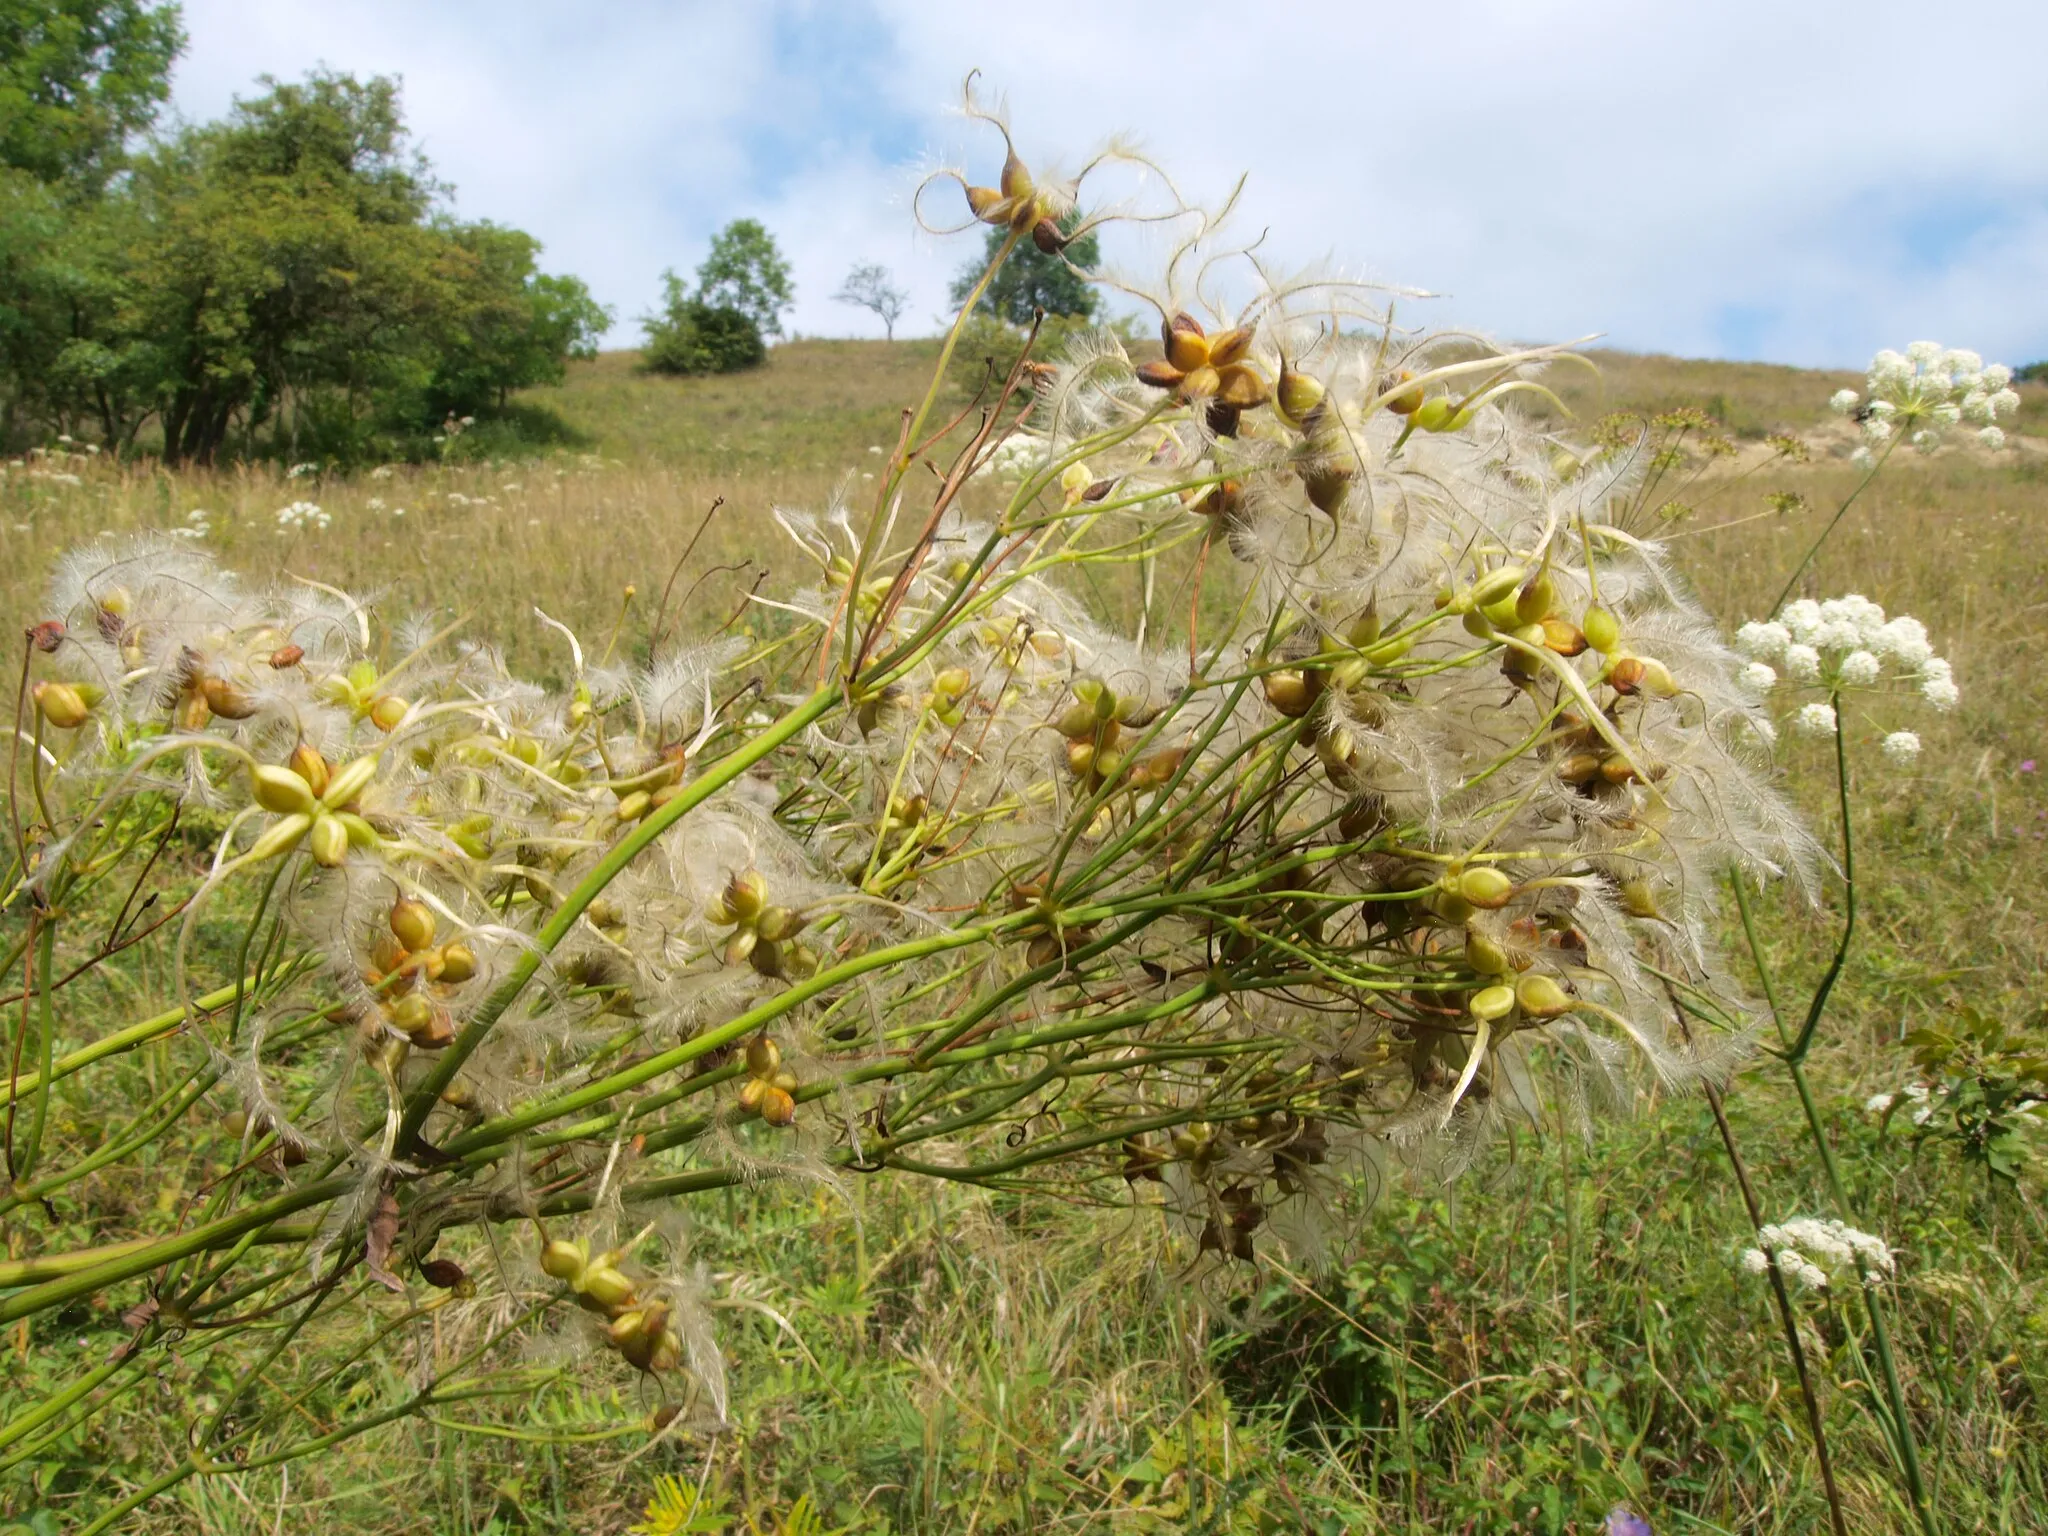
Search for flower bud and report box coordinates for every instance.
[1514,973,1574,1018]
[251,764,317,817]
[309,813,350,868]
[32,680,93,729]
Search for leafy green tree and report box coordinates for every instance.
[694,217,793,338]
[950,216,1098,325]
[640,267,764,377]
[425,222,612,417]
[0,0,183,188]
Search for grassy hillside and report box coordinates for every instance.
[3,340,2046,1533]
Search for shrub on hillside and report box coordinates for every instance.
[641,272,767,376]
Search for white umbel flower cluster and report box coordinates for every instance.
[1741,1216,1896,1291]
[275,500,329,533]
[1737,596,1955,710]
[1831,342,2019,458]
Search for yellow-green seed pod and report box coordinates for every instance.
[1515,973,1574,1018]
[648,1328,683,1374]
[745,1035,781,1079]
[309,813,350,868]
[1582,606,1621,654]
[1454,866,1515,909]
[933,666,971,699]
[1412,397,1459,432]
[1462,607,1496,640]
[335,811,379,850]
[32,681,92,729]
[389,993,432,1037]
[1470,566,1526,609]
[1464,929,1512,975]
[615,789,651,822]
[288,741,330,797]
[1515,571,1557,625]
[251,764,317,817]
[390,896,436,952]
[755,905,796,942]
[727,869,768,923]
[578,1265,636,1311]
[1617,878,1660,919]
[759,1085,797,1127]
[1361,634,1413,666]
[438,942,477,984]
[1275,363,1326,428]
[1263,669,1316,718]
[724,928,759,966]
[1470,984,1518,1022]
[1480,591,1523,629]
[247,813,313,862]
[539,1238,588,1282]
[321,754,380,809]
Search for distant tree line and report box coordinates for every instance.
[1,0,609,463]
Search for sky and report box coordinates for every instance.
[166,0,2048,370]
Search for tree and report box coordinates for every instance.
[639,268,764,377]
[695,217,793,338]
[833,260,907,341]
[0,0,184,189]
[425,222,612,417]
[949,216,1098,326]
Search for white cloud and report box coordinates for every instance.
[171,0,2048,366]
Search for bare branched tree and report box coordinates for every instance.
[833,260,909,341]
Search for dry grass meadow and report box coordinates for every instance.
[3,342,2046,1534]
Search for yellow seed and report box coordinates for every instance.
[745,1036,781,1078]
[320,754,379,809]
[539,1238,588,1281]
[726,869,768,924]
[759,1085,797,1127]
[308,813,349,868]
[32,681,91,729]
[246,813,313,861]
[578,1265,636,1310]
[1454,866,1515,909]
[1582,606,1621,654]
[438,943,477,984]
[1470,984,1517,1022]
[288,741,330,797]
[390,896,437,952]
[251,764,317,817]
[615,789,651,821]
[368,695,409,732]
[1515,973,1574,1018]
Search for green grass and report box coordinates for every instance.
[3,340,2046,1533]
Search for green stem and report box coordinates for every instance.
[397,683,837,1148]
[1766,436,1896,618]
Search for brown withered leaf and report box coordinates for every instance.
[365,1188,405,1293]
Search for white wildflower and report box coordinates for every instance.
[1740,1247,1771,1275]
[1794,702,1837,737]
[1736,621,1790,661]
[1864,1091,1898,1114]
[1873,616,1931,666]
[1739,662,1777,697]
[1979,426,2006,450]
[275,500,329,533]
[1850,445,1875,470]
[1784,643,1822,682]
[1839,650,1881,686]
[1828,388,1859,415]
[1881,730,1921,763]
[1922,676,1960,711]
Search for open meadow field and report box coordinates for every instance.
[4,340,2047,1536]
